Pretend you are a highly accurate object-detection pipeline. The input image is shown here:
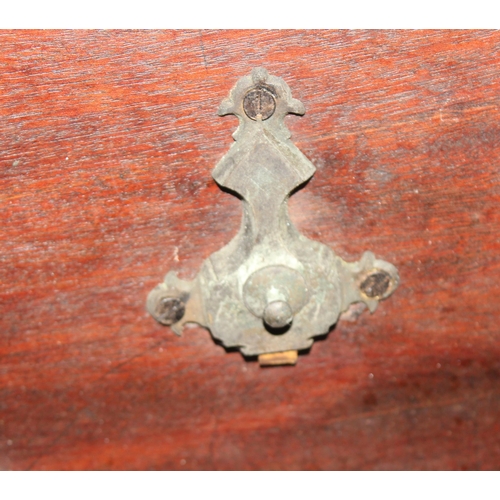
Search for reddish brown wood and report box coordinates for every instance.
[1,30,500,470]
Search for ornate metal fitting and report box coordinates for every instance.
[147,68,399,365]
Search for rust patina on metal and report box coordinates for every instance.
[147,68,399,365]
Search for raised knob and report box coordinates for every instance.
[263,300,294,329]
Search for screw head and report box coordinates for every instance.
[154,297,186,326]
[360,271,392,299]
[243,86,276,121]
[263,300,293,329]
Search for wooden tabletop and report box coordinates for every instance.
[1,30,499,470]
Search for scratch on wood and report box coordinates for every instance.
[199,31,208,72]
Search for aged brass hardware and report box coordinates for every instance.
[147,68,399,365]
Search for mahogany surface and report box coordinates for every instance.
[1,30,499,470]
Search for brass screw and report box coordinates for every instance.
[243,86,276,121]
[360,270,392,299]
[154,297,186,325]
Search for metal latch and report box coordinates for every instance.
[147,68,399,366]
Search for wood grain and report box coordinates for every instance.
[1,30,499,470]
